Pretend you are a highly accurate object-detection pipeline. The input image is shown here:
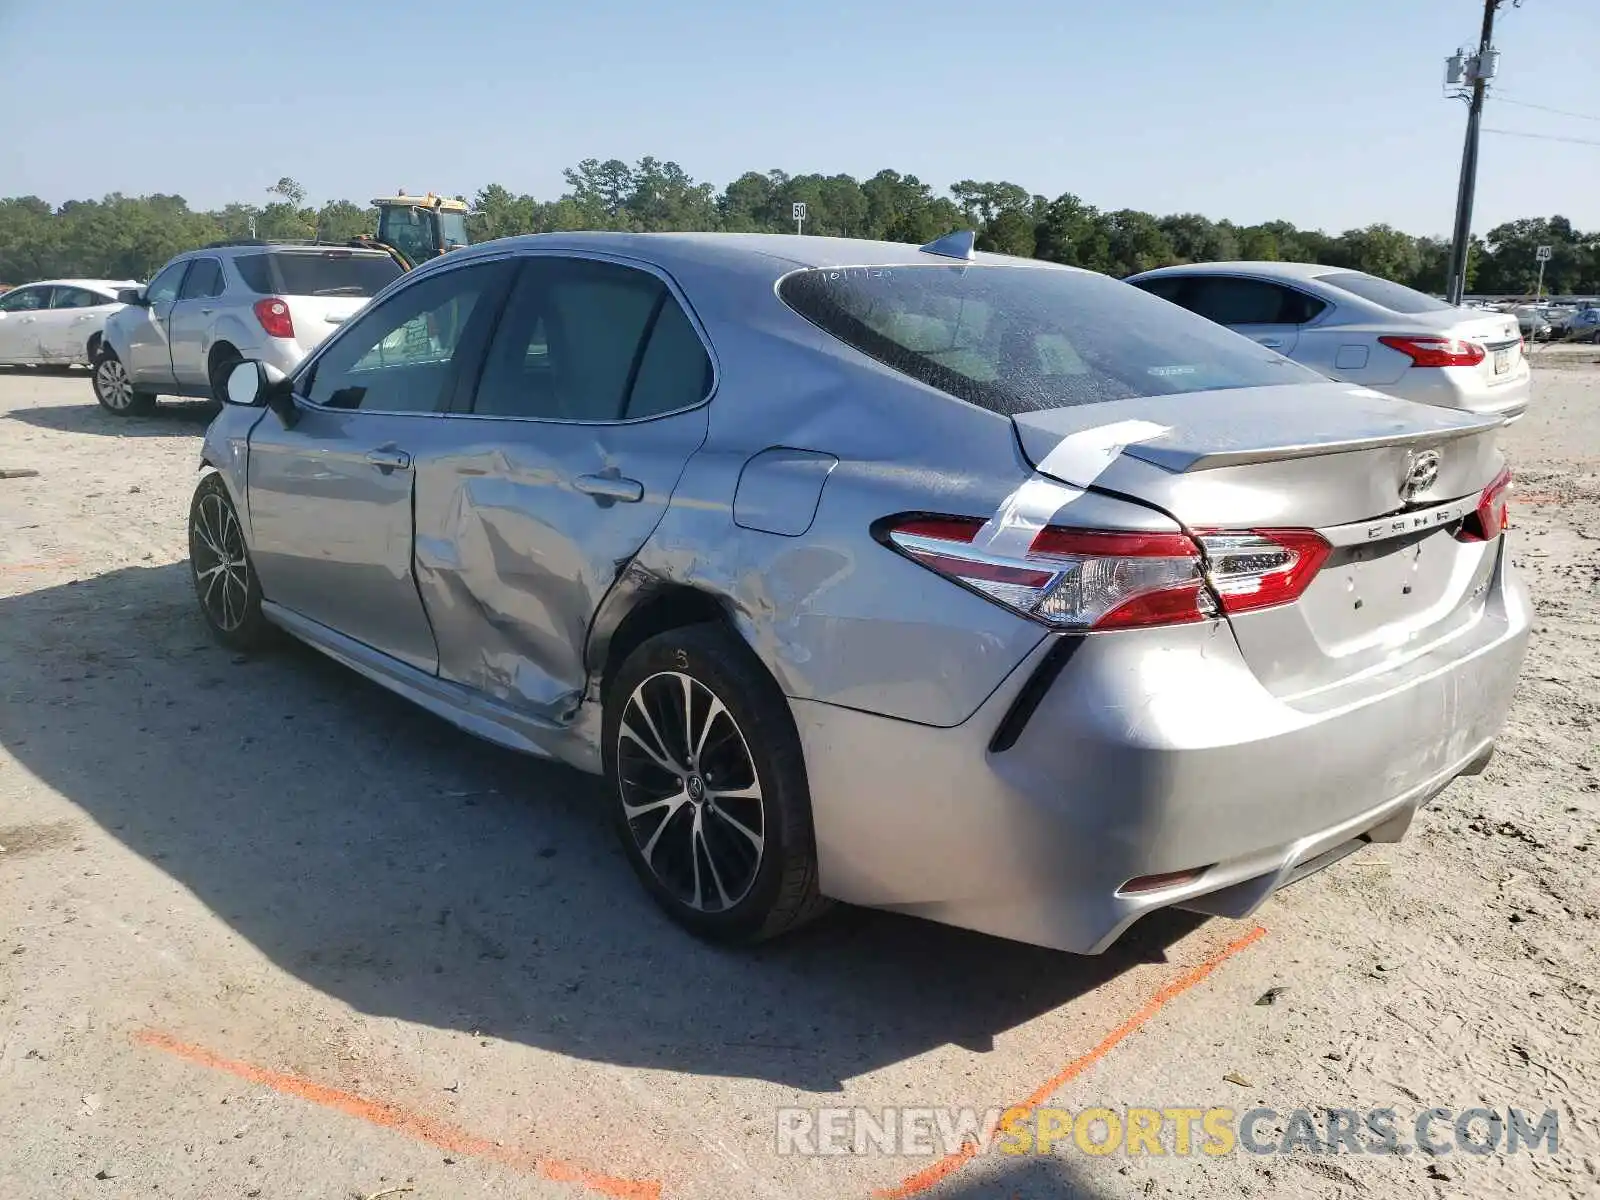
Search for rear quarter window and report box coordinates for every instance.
[778,265,1319,416]
[234,251,402,298]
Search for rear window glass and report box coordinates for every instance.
[778,265,1318,416]
[1314,271,1452,314]
[234,251,402,298]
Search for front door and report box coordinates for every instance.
[125,260,188,385]
[244,256,514,673]
[412,253,713,719]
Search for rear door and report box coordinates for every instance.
[167,257,225,385]
[124,260,188,385]
[41,286,116,362]
[411,252,713,721]
[1168,275,1321,356]
[245,258,514,672]
[0,285,52,363]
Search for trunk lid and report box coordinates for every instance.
[1011,383,1508,697]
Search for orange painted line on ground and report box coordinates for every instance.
[873,925,1269,1200]
[132,1029,660,1200]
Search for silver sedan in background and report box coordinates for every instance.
[1127,262,1530,421]
[192,232,1529,955]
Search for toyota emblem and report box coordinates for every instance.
[1400,450,1441,501]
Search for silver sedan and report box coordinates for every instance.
[192,233,1529,954]
[1127,262,1531,422]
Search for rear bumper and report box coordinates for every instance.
[797,539,1530,954]
[1379,365,1530,421]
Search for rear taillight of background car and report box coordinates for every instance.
[253,297,294,339]
[1455,466,1513,542]
[881,517,1330,631]
[1377,335,1486,368]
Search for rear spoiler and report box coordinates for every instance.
[1131,415,1505,472]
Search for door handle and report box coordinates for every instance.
[199,307,214,315]
[365,448,412,472]
[1257,337,1283,349]
[574,471,644,504]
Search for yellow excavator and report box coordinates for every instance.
[356,191,473,270]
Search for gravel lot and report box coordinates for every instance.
[1,355,1596,1200]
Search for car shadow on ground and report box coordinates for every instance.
[5,400,215,438]
[0,562,1206,1093]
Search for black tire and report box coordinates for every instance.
[188,473,271,651]
[208,345,242,408]
[92,350,156,416]
[603,624,831,943]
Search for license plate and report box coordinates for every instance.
[1493,348,1510,375]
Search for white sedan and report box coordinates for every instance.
[0,279,139,367]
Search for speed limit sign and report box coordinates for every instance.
[1535,245,1552,261]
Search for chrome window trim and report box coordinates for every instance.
[288,251,519,420]
[446,246,721,427]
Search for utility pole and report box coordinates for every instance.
[1443,0,1510,306]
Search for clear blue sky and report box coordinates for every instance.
[2,0,1594,235]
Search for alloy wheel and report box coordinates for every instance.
[96,358,133,410]
[191,490,252,633]
[616,670,765,913]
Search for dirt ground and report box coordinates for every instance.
[0,352,1595,1200]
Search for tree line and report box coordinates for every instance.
[2,162,1596,296]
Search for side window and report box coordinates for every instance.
[305,263,502,413]
[1129,276,1188,304]
[50,287,101,309]
[178,259,223,300]
[0,286,49,312]
[146,262,189,307]
[473,257,707,421]
[1183,278,1312,326]
[625,297,713,418]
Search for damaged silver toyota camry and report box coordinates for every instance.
[192,231,1530,954]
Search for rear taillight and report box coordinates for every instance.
[1456,466,1512,542]
[1377,335,1486,368]
[882,518,1329,631]
[253,297,294,339]
[1195,530,1332,615]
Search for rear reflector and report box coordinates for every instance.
[1118,866,1211,895]
[1455,465,1512,542]
[1378,335,1486,368]
[881,517,1329,631]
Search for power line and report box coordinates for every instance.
[1482,127,1600,147]
[1493,96,1600,124]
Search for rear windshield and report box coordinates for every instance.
[1314,270,1452,314]
[778,265,1318,416]
[234,250,402,298]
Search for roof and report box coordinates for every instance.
[433,230,1083,276]
[1127,260,1342,282]
[12,278,138,291]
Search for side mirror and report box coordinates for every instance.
[227,359,298,427]
[225,360,269,407]
[117,288,148,306]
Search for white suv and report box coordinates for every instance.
[93,241,403,415]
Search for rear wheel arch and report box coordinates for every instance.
[595,584,746,698]
[85,331,102,362]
